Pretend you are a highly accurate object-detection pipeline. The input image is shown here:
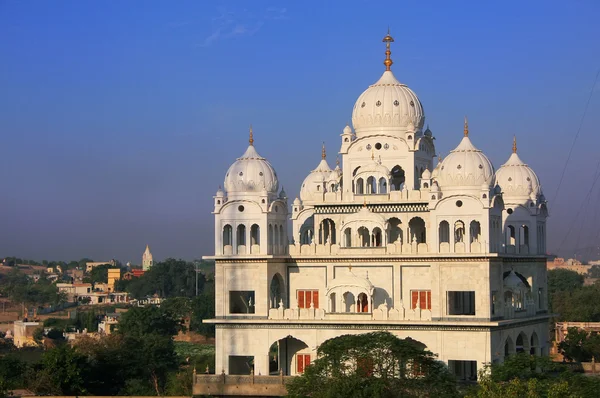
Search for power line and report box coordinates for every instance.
[550,68,600,210]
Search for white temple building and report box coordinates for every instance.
[142,244,153,271]
[204,31,550,382]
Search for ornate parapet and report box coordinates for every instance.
[194,373,292,397]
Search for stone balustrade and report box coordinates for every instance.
[268,302,431,321]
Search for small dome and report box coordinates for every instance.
[300,148,333,201]
[326,271,374,296]
[436,123,494,190]
[279,186,287,199]
[356,159,390,177]
[343,125,352,135]
[293,197,301,206]
[495,144,541,204]
[351,71,424,137]
[421,168,431,180]
[224,135,279,194]
[424,125,432,137]
[215,186,224,197]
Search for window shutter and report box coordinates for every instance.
[298,291,305,309]
[297,354,305,373]
[306,291,312,308]
[411,291,419,309]
[313,291,319,309]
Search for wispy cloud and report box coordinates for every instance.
[197,7,287,47]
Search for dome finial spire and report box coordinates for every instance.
[249,124,254,146]
[463,116,469,137]
[512,135,517,153]
[382,29,394,71]
[321,142,326,159]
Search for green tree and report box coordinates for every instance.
[32,345,90,395]
[286,332,458,398]
[190,292,215,337]
[548,269,584,294]
[124,258,204,299]
[84,264,117,285]
[117,306,181,338]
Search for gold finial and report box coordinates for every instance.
[336,156,340,167]
[363,197,367,207]
[348,263,352,272]
[382,29,395,71]
[512,136,517,153]
[463,116,469,137]
[437,153,443,163]
[371,149,375,160]
[249,125,254,146]
[322,142,326,159]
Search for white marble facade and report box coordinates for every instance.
[205,32,550,381]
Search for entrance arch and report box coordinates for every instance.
[268,336,310,375]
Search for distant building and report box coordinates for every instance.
[57,282,92,301]
[86,260,116,273]
[98,313,121,335]
[547,258,590,275]
[107,268,121,291]
[142,245,153,271]
[13,320,40,348]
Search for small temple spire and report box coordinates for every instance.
[249,125,254,146]
[322,142,326,159]
[382,29,394,71]
[512,136,517,153]
[463,116,469,137]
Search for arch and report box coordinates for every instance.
[236,224,246,246]
[343,292,356,312]
[223,224,233,249]
[506,225,516,246]
[356,178,364,194]
[470,221,481,243]
[269,336,309,376]
[279,225,285,248]
[390,165,405,191]
[439,221,450,244]
[504,336,515,358]
[299,216,314,245]
[329,292,336,313]
[372,227,383,247]
[250,224,260,246]
[409,217,426,243]
[357,292,369,313]
[530,332,539,355]
[366,176,376,194]
[273,225,280,254]
[454,220,465,243]
[358,226,370,247]
[516,332,530,354]
[378,177,387,194]
[520,225,529,246]
[320,218,336,245]
[268,224,274,249]
[344,228,352,247]
[269,273,285,308]
[388,217,403,244]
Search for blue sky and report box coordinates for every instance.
[1,0,599,263]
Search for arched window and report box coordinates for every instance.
[504,337,514,358]
[516,332,529,354]
[470,221,481,243]
[388,217,403,244]
[273,225,279,253]
[378,177,387,194]
[439,221,450,244]
[391,165,405,191]
[366,176,376,194]
[320,219,336,244]
[507,225,516,246]
[250,224,260,245]
[409,217,426,243]
[530,332,539,355]
[344,228,352,247]
[357,293,369,313]
[454,220,465,243]
[358,227,370,247]
[268,224,274,248]
[372,227,382,247]
[279,225,285,247]
[343,292,355,313]
[223,224,233,248]
[270,273,285,308]
[329,292,336,312]
[521,225,529,246]
[236,224,246,246]
[356,178,364,194]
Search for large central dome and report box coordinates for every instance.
[351,32,425,137]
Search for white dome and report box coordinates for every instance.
[351,70,424,137]
[300,148,333,201]
[421,168,431,180]
[495,144,541,203]
[224,142,279,194]
[436,127,494,190]
[343,125,352,135]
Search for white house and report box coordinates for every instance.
[204,31,549,382]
